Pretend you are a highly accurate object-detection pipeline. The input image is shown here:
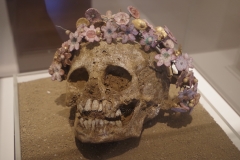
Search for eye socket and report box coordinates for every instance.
[104,65,132,91]
[68,67,89,89]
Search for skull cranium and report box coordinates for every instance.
[66,41,170,143]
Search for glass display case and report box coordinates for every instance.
[1,0,240,159]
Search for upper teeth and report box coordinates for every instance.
[77,99,122,118]
[77,99,124,130]
[79,117,122,130]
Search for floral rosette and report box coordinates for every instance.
[49,6,200,114]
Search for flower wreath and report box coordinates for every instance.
[49,6,200,114]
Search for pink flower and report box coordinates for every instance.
[101,21,117,43]
[61,41,69,51]
[155,48,176,67]
[85,8,102,23]
[83,25,100,42]
[114,12,130,25]
[60,52,72,67]
[101,10,115,22]
[119,24,138,43]
[163,39,174,49]
[48,62,64,81]
[184,53,194,69]
[127,6,140,19]
[77,24,87,35]
[140,30,158,51]
[164,26,177,44]
[175,53,194,71]
[68,31,82,52]
[55,46,72,67]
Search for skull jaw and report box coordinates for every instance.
[73,103,149,143]
[74,125,143,143]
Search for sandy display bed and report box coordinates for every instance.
[18,78,240,160]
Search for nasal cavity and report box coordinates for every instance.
[85,79,101,100]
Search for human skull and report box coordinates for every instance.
[66,41,170,143]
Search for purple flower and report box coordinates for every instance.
[83,25,100,42]
[171,103,189,113]
[114,12,130,25]
[68,31,82,51]
[85,8,102,23]
[119,24,138,43]
[175,53,194,71]
[101,22,117,43]
[175,56,188,71]
[176,70,188,88]
[178,88,196,100]
[187,71,195,87]
[140,30,158,51]
[155,48,176,67]
[48,62,64,81]
[164,26,177,44]
[184,53,194,69]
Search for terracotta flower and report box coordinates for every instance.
[178,88,196,100]
[60,52,72,67]
[61,41,69,51]
[127,6,140,18]
[184,53,194,69]
[193,93,201,105]
[48,62,64,81]
[171,102,189,113]
[187,71,195,87]
[85,8,102,23]
[143,19,155,31]
[155,48,176,67]
[68,31,82,52]
[119,24,138,43]
[101,21,117,43]
[175,53,194,71]
[163,39,174,49]
[114,12,130,25]
[176,70,188,88]
[77,23,87,35]
[175,56,187,71]
[101,10,115,22]
[83,25,100,42]
[164,26,177,44]
[140,30,158,51]
[54,44,71,67]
